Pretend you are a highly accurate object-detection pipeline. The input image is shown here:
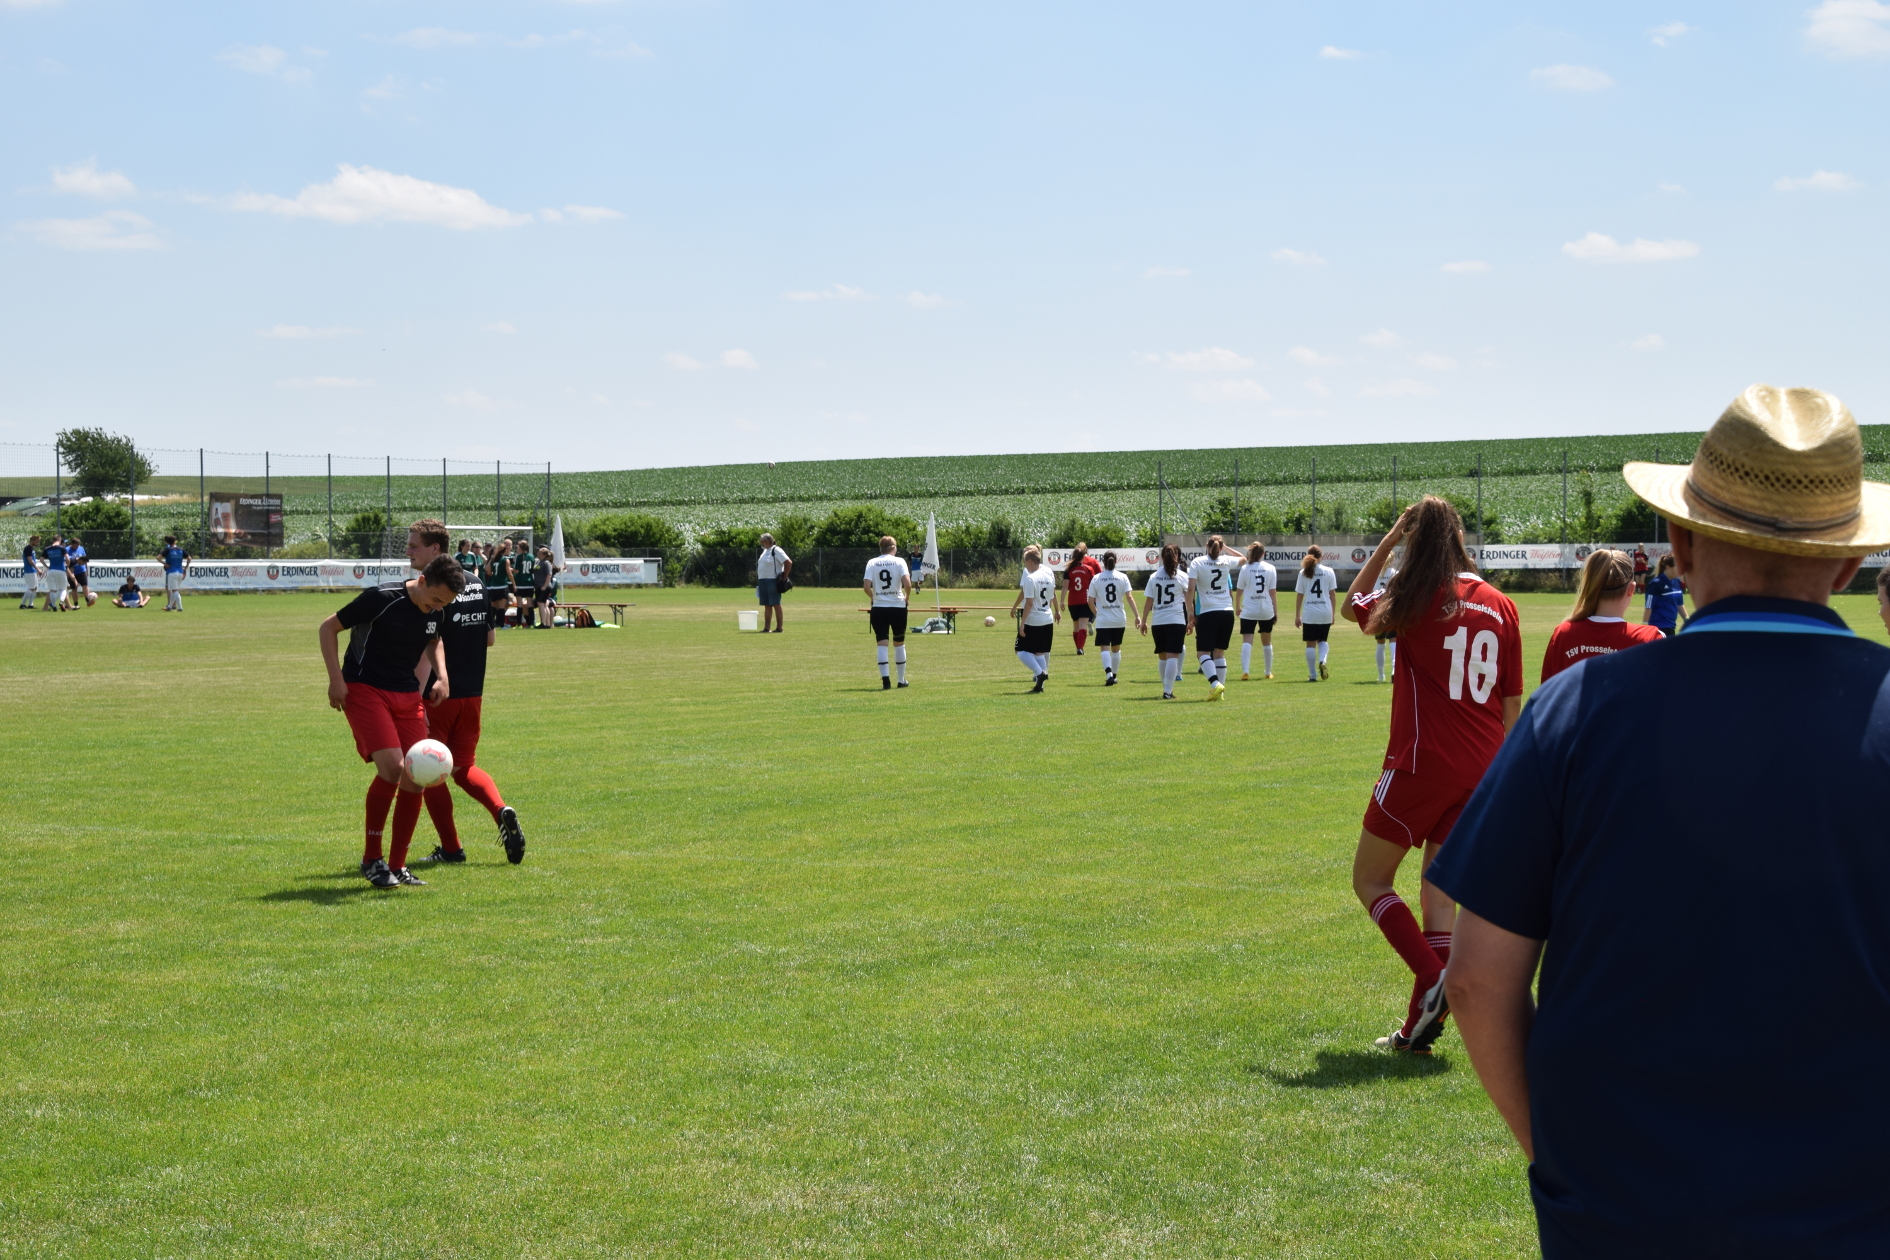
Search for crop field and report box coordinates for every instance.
[11,586,1888,1258]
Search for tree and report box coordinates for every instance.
[1045,516,1128,549]
[589,512,686,553]
[342,508,392,558]
[56,428,153,498]
[811,504,921,548]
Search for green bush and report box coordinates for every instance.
[1609,497,1658,542]
[811,504,921,548]
[939,518,1020,551]
[589,512,686,553]
[1198,494,1284,535]
[56,499,131,532]
[774,514,819,552]
[342,509,391,559]
[697,525,766,549]
[1044,516,1128,549]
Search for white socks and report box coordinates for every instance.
[1387,642,1395,675]
[1318,641,1331,665]
[1017,649,1039,676]
[1197,653,1212,678]
[1263,644,1274,675]
[894,645,907,683]
[1306,645,1318,679]
[1035,653,1050,676]
[1240,643,1252,673]
[1101,649,1117,675]
[878,645,891,678]
[1161,658,1176,694]
[1376,642,1386,679]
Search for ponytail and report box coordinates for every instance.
[1300,545,1323,577]
[1160,543,1181,577]
[1570,548,1633,621]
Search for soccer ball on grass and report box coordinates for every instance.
[984,616,997,627]
[404,739,454,787]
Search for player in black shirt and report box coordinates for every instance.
[318,553,465,888]
[405,519,527,865]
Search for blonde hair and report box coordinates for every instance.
[1570,548,1634,621]
[1246,542,1264,562]
[1300,545,1323,577]
[1023,544,1042,561]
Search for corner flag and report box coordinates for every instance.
[550,515,566,571]
[920,513,939,580]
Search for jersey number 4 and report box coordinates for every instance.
[1444,627,1499,703]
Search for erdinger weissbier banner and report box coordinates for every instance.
[0,557,661,592]
[1031,543,1775,572]
[207,493,284,547]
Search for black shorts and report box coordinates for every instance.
[1195,609,1234,652]
[1151,623,1187,654]
[1240,617,1277,636]
[1094,626,1125,647]
[1375,632,1396,643]
[1016,622,1053,653]
[869,606,909,641]
[1067,602,1093,622]
[1302,622,1332,643]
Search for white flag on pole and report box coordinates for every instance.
[551,514,566,571]
[920,513,939,579]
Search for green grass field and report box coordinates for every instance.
[10,587,1886,1257]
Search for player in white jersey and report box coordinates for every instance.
[1185,535,1238,699]
[1235,542,1279,680]
[1086,552,1139,687]
[1009,545,1059,692]
[862,535,913,690]
[1139,543,1189,699]
[1294,545,1339,681]
[1372,564,1397,682]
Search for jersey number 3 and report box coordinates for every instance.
[1444,627,1499,703]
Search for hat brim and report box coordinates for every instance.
[1623,461,1890,557]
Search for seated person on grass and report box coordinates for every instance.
[113,576,149,608]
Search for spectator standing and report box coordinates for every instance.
[19,535,40,610]
[756,534,791,633]
[1435,385,1890,1256]
[1642,553,1687,635]
[1539,549,1664,683]
[159,535,190,612]
[1631,543,1650,592]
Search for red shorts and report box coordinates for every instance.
[1362,768,1473,850]
[344,683,428,763]
[425,695,482,769]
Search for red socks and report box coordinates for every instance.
[1369,893,1444,982]
[388,788,423,870]
[452,765,506,821]
[423,783,461,851]
[364,776,398,864]
[1425,931,1452,967]
[1073,627,1088,651]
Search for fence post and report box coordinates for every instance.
[1310,456,1317,542]
[1475,452,1483,548]
[53,440,62,532]
[327,454,334,558]
[442,458,448,526]
[1391,454,1398,515]
[495,460,502,527]
[128,459,136,558]
[1654,443,1663,543]
[264,450,272,559]
[1157,460,1164,536]
[1561,450,1569,590]
[384,456,392,559]
[544,462,551,534]
[199,448,205,552]
[1233,457,1240,535]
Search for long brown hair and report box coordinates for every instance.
[1159,543,1181,576]
[1365,496,1477,637]
[1300,545,1323,577]
[1246,542,1264,562]
[1570,548,1633,621]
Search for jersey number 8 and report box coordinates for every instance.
[1444,627,1499,703]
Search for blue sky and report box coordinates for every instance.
[3,2,1886,469]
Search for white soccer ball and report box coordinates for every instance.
[404,739,454,787]
[985,615,997,627]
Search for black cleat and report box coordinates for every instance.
[422,845,466,864]
[363,858,399,889]
[897,680,908,688]
[1104,673,1117,686]
[498,806,526,864]
[1030,674,1046,693]
[1406,972,1451,1053]
[392,867,427,886]
[882,675,892,690]
[1374,1029,1429,1055]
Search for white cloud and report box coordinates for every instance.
[1304,378,1333,399]
[395,28,484,49]
[720,349,758,370]
[1271,247,1326,266]
[1146,347,1255,372]
[1188,380,1271,403]
[1143,265,1190,278]
[1658,182,1686,193]
[444,388,504,410]
[4,0,66,8]
[1632,333,1665,351]
[52,159,135,200]
[485,322,516,334]
[903,291,951,307]
[1360,378,1438,397]
[665,352,703,371]
[1806,0,1890,58]
[1530,64,1614,91]
[595,43,655,60]
[783,283,873,301]
[1288,346,1342,367]
[17,210,163,251]
[1360,328,1403,349]
[363,76,402,101]
[257,325,361,339]
[560,204,623,221]
[1408,352,1457,371]
[1561,232,1700,262]
[1440,259,1490,274]
[1649,21,1695,46]
[228,165,532,230]
[218,44,312,82]
[1319,45,1363,59]
[278,376,373,389]
[1775,169,1862,191]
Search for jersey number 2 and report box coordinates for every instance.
[1444,627,1499,703]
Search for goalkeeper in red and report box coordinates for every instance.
[1340,497,1522,1054]
[407,520,527,864]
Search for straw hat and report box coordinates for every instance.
[1622,384,1890,557]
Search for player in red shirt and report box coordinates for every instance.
[1341,497,1524,1053]
[1541,548,1664,683]
[1059,543,1103,656]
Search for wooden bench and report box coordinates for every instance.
[554,601,633,627]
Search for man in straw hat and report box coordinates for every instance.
[1426,384,1890,1256]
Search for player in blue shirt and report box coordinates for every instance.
[66,538,94,607]
[1642,554,1686,635]
[40,535,68,611]
[18,535,40,610]
[159,535,190,611]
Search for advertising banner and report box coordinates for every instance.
[208,493,285,547]
[1038,542,1890,572]
[0,557,661,592]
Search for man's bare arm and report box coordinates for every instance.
[1443,908,1543,1160]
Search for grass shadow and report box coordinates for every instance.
[258,885,387,905]
[1253,1048,1451,1088]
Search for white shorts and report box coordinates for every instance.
[165,572,184,592]
[20,572,37,596]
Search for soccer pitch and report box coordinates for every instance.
[10,587,1885,1257]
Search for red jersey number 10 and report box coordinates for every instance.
[1444,627,1500,703]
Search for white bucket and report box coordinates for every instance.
[737,610,759,632]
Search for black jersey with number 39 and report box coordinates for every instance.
[437,573,491,698]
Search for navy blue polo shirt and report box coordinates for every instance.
[1643,573,1686,630]
[1428,596,1890,1258]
